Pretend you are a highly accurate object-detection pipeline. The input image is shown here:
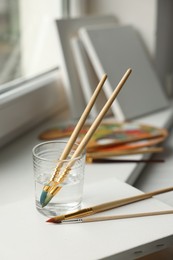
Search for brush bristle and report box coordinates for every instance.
[40,191,47,205]
[41,194,53,208]
[46,218,61,223]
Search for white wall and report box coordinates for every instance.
[70,0,87,17]
[19,0,157,74]
[87,0,157,58]
[19,0,62,76]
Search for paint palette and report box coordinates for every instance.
[39,120,168,152]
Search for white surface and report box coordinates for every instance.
[1,178,173,260]
[0,107,173,259]
[79,25,169,120]
[135,104,173,128]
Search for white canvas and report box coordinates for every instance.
[79,25,169,120]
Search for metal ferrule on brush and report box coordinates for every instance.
[47,208,94,223]
[49,167,71,196]
[43,185,50,192]
[49,184,62,196]
[62,219,83,224]
[43,179,56,192]
[64,208,94,219]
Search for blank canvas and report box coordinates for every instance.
[79,25,169,120]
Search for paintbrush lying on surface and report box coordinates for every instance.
[47,186,173,223]
[40,74,107,205]
[42,68,132,207]
[56,210,173,224]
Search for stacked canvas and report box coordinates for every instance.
[56,16,169,120]
[55,15,117,119]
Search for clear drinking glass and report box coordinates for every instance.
[32,140,86,217]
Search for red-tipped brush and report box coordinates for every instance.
[46,186,173,224]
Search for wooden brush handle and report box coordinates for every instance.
[84,210,173,223]
[52,74,107,179]
[87,147,163,159]
[93,186,173,213]
[94,193,152,213]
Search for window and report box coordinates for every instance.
[0,0,69,147]
[0,0,20,86]
[0,0,64,87]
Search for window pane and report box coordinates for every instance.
[0,0,20,85]
[0,0,63,87]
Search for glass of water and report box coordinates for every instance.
[32,140,86,217]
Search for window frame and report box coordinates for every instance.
[0,1,70,148]
[0,68,68,148]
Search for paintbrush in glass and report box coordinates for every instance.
[40,74,107,205]
[42,69,132,207]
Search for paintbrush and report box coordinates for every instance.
[46,186,173,223]
[86,146,165,163]
[42,68,132,207]
[40,74,107,205]
[57,210,173,224]
[86,147,164,160]
[86,157,165,164]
